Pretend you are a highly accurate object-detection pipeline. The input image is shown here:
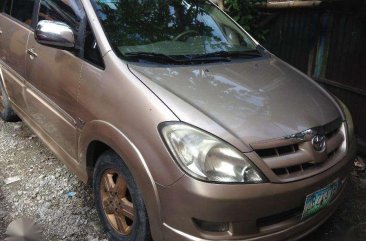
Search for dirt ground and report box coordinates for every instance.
[0,119,365,241]
[0,120,107,241]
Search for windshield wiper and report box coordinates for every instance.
[123,49,262,64]
[124,52,182,64]
[193,50,262,60]
[124,51,232,64]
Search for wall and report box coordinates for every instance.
[263,6,366,152]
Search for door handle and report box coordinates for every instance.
[27,48,38,58]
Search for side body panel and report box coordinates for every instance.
[0,14,29,78]
[77,54,184,241]
[77,55,184,186]
[25,33,80,159]
[0,13,29,110]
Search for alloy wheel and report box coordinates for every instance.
[100,169,135,235]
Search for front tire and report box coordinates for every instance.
[93,150,151,241]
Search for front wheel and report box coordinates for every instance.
[93,150,151,241]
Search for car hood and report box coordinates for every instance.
[128,57,341,151]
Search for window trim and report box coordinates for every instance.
[31,0,41,29]
[79,19,106,70]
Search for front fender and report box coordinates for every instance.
[78,120,166,241]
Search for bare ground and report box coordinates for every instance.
[0,119,365,241]
[0,120,107,241]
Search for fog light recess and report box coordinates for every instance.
[193,218,230,233]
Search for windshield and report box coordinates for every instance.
[92,0,258,62]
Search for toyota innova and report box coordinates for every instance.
[0,0,357,240]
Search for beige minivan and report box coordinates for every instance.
[0,0,357,240]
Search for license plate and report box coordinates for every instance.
[302,179,341,219]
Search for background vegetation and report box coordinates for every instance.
[214,0,268,41]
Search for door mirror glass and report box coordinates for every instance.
[35,20,75,49]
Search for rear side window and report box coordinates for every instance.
[4,0,36,26]
[38,0,84,36]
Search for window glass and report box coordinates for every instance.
[38,0,84,36]
[4,0,35,26]
[0,0,5,12]
[84,22,105,68]
[91,0,258,61]
[4,0,9,13]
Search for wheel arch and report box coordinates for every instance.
[78,120,164,241]
[85,140,111,183]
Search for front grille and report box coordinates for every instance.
[273,163,317,176]
[254,118,346,181]
[271,147,341,176]
[256,144,299,158]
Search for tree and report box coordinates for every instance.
[215,0,267,42]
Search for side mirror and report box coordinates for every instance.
[35,20,75,49]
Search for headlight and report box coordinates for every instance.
[160,123,265,183]
[337,99,354,141]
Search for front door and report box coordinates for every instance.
[25,0,86,160]
[0,0,36,111]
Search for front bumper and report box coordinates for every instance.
[156,140,357,241]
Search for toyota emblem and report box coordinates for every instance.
[312,135,327,152]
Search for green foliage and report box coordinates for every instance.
[225,0,268,42]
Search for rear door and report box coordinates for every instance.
[25,0,86,160]
[0,0,36,111]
